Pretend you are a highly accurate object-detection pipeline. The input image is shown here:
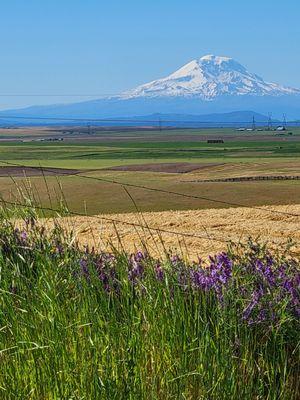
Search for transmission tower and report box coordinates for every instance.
[252,116,256,131]
[267,113,273,131]
[158,117,162,132]
[283,113,287,130]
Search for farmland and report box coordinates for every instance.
[0,126,299,399]
[0,127,300,215]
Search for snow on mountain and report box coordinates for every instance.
[121,55,300,100]
[1,54,300,121]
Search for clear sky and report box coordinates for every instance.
[0,0,299,109]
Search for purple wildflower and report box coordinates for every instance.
[20,231,28,242]
[242,286,264,322]
[128,252,145,283]
[154,262,164,281]
[79,258,89,279]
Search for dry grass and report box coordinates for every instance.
[180,160,300,181]
[40,204,300,260]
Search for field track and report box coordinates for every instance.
[0,166,85,177]
[42,204,300,260]
[104,162,222,173]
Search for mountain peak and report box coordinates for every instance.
[200,54,232,62]
[122,55,299,100]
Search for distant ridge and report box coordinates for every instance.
[0,111,280,128]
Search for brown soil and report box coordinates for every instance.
[0,166,83,177]
[40,204,300,261]
[104,162,222,174]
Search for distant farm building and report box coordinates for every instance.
[207,139,224,144]
[276,126,286,131]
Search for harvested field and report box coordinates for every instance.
[41,204,300,260]
[0,166,84,177]
[105,162,222,173]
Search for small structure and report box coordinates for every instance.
[276,126,286,131]
[207,139,224,144]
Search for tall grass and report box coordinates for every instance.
[0,205,299,399]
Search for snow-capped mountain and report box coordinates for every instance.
[1,54,300,121]
[122,55,299,100]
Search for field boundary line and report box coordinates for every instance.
[185,175,300,183]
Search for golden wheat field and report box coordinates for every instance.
[39,204,300,260]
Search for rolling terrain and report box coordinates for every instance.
[0,126,299,217]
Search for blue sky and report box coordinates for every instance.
[0,0,299,109]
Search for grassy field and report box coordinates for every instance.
[0,207,299,399]
[0,127,299,214]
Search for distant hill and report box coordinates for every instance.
[123,111,274,128]
[0,111,279,128]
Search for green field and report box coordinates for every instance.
[0,127,299,214]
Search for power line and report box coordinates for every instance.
[0,114,295,125]
[0,94,119,97]
[0,160,299,218]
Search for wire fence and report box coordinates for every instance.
[0,198,229,245]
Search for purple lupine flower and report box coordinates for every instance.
[154,262,164,281]
[99,270,110,292]
[256,309,267,324]
[135,251,145,262]
[191,269,213,291]
[277,264,287,280]
[189,252,233,297]
[242,286,264,322]
[93,253,118,293]
[128,253,145,283]
[14,229,28,246]
[171,255,180,263]
[20,231,28,242]
[255,258,275,286]
[54,239,64,255]
[79,258,89,279]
